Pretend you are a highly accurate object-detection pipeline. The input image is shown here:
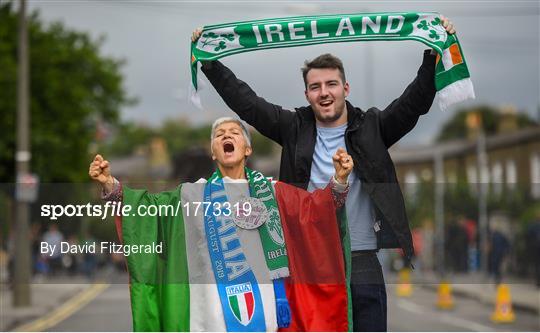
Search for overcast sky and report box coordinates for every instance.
[28,0,539,145]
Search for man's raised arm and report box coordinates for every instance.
[378,50,437,148]
[378,16,456,148]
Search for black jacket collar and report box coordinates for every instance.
[293,100,363,187]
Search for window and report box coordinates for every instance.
[404,170,419,200]
[491,162,503,195]
[505,159,517,190]
[467,165,477,184]
[531,153,540,198]
[467,164,478,193]
[421,168,433,182]
[447,172,457,184]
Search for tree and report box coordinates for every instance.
[436,105,538,143]
[404,180,435,229]
[100,122,156,157]
[0,2,134,182]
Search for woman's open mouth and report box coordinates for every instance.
[223,141,235,156]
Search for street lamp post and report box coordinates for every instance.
[434,151,445,277]
[477,127,489,275]
[13,0,32,307]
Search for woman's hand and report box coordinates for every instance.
[333,147,354,184]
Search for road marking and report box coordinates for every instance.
[397,299,495,332]
[396,298,424,314]
[13,282,110,332]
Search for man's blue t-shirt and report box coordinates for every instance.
[307,123,377,251]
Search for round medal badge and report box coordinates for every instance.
[234,197,268,229]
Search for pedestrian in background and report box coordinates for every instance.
[42,224,64,276]
[488,228,510,285]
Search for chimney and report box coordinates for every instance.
[466,111,482,141]
[149,137,172,179]
[497,105,518,134]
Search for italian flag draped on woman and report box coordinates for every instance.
[115,175,351,331]
[90,118,356,332]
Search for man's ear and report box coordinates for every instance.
[344,81,350,97]
[304,89,309,101]
[245,146,253,158]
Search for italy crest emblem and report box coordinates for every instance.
[226,282,256,326]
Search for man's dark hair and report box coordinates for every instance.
[301,53,346,88]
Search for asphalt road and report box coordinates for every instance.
[47,274,132,332]
[45,275,539,331]
[387,283,540,332]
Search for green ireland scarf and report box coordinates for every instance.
[190,12,475,111]
[210,167,289,279]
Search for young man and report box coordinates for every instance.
[193,17,456,331]
[89,117,354,331]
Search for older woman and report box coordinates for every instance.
[89,117,354,332]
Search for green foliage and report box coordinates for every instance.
[100,122,155,157]
[487,184,537,222]
[516,112,538,128]
[436,105,498,142]
[404,181,435,228]
[436,105,537,143]
[444,181,478,222]
[518,200,540,228]
[100,120,211,158]
[0,3,19,183]
[161,120,211,154]
[406,180,538,230]
[0,2,133,182]
[250,131,276,157]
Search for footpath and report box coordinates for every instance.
[0,267,124,333]
[1,277,89,331]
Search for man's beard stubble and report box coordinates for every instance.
[314,99,346,124]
